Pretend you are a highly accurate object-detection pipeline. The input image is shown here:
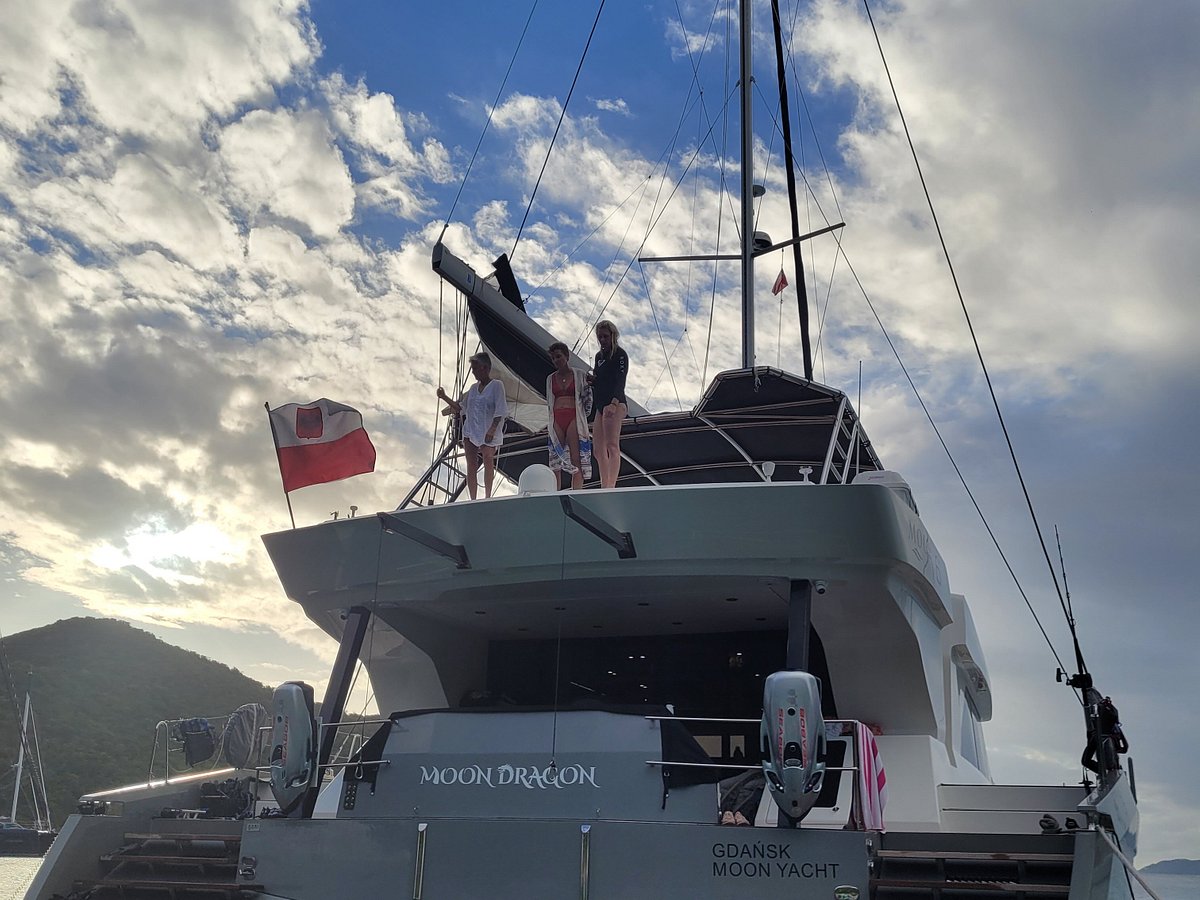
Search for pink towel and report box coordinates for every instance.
[856,723,888,831]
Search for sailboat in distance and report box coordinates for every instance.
[25,3,1142,899]
[2,676,55,857]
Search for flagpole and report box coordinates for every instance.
[265,401,297,529]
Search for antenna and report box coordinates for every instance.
[1055,525,1076,629]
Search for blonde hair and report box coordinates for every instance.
[595,319,620,346]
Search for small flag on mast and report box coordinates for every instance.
[267,399,376,493]
[771,268,789,296]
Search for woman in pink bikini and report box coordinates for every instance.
[545,342,592,490]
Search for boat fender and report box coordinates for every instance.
[269,681,317,815]
[760,670,826,825]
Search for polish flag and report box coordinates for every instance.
[771,269,788,295]
[268,399,376,493]
[855,722,887,831]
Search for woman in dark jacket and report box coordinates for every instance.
[587,319,628,488]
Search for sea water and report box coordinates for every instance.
[2,854,1196,898]
[1132,873,1200,899]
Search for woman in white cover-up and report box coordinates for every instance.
[545,341,592,490]
[437,351,508,499]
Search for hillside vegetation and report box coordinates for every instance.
[1,617,274,827]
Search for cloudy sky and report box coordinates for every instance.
[1,0,1196,863]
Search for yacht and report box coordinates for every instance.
[23,2,1141,898]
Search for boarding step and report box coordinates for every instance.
[938,783,1087,835]
[871,832,1075,900]
[80,828,260,899]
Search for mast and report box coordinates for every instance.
[769,0,814,381]
[739,0,755,368]
[10,687,31,822]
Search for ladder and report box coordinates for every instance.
[397,430,468,509]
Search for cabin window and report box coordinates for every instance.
[486,628,836,765]
[959,675,983,770]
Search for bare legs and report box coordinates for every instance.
[464,439,480,499]
[553,418,584,490]
[592,401,626,488]
[481,445,496,497]
[464,440,498,499]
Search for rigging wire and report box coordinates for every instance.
[561,21,727,355]
[576,82,742,353]
[531,87,704,331]
[710,0,1072,681]
[431,278,445,469]
[438,0,540,243]
[511,0,608,261]
[645,329,690,406]
[702,1,736,386]
[525,170,657,303]
[541,0,738,374]
[826,236,1070,680]
[745,13,1071,672]
[862,0,1079,674]
[637,262,684,409]
[684,108,704,373]
[571,176,654,354]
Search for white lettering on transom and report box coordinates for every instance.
[417,764,599,790]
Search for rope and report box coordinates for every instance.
[511,0,608,260]
[1098,828,1162,900]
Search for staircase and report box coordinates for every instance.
[871,832,1075,899]
[397,431,466,509]
[77,827,262,898]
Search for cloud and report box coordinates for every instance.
[321,73,456,219]
[0,0,316,140]
[220,108,356,239]
[592,97,632,117]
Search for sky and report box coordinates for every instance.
[0,0,1197,864]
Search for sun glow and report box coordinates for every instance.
[90,521,239,584]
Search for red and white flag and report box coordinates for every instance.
[268,399,376,493]
[771,268,789,295]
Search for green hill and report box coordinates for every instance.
[1142,859,1200,875]
[0,617,274,828]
